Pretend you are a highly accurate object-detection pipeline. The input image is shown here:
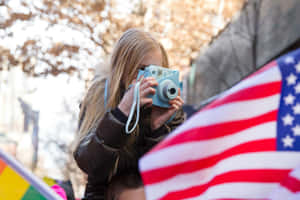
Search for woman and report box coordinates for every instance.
[73,28,185,199]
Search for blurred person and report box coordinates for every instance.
[73,28,185,200]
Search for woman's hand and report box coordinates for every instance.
[151,90,184,130]
[118,76,158,116]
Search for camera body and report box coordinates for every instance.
[137,65,182,108]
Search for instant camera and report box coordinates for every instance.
[137,65,182,108]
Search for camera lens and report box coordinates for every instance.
[169,88,176,95]
[158,79,178,102]
[163,83,178,100]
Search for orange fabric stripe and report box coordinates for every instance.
[0,159,7,174]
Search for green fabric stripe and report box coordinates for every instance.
[21,186,47,200]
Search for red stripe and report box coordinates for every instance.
[280,175,300,193]
[151,110,277,152]
[142,139,276,185]
[202,81,281,110]
[159,169,291,200]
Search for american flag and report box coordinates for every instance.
[139,49,300,200]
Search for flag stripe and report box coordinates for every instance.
[247,61,278,79]
[162,94,280,142]
[268,186,294,200]
[214,64,280,103]
[21,186,47,200]
[181,183,278,200]
[152,110,277,152]
[268,185,300,200]
[145,153,300,200]
[159,170,290,200]
[280,175,300,193]
[142,139,276,184]
[203,81,281,110]
[0,165,30,199]
[140,122,276,171]
[0,159,6,174]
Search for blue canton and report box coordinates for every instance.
[277,49,300,151]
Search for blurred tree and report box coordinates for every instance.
[0,0,245,79]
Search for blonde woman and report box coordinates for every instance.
[73,28,185,200]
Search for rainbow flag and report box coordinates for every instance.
[0,149,61,200]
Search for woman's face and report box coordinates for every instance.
[140,49,163,68]
[124,48,163,86]
[136,49,163,77]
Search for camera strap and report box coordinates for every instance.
[105,78,141,134]
[104,79,109,110]
[125,81,141,134]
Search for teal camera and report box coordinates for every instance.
[137,65,182,108]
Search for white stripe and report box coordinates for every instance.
[290,164,300,180]
[269,186,300,200]
[269,186,294,200]
[184,183,279,200]
[144,152,300,200]
[219,65,281,99]
[140,122,276,171]
[288,192,300,200]
[166,94,280,140]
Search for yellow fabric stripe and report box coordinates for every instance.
[43,177,56,186]
[0,166,30,199]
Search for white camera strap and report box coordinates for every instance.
[105,78,141,134]
[125,81,141,134]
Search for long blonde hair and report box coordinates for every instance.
[77,28,169,141]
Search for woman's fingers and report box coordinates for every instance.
[140,87,156,97]
[169,96,184,110]
[140,77,158,90]
[141,76,156,83]
[171,101,181,110]
[170,96,184,104]
[140,87,155,107]
[139,77,157,107]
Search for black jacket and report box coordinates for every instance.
[74,106,184,200]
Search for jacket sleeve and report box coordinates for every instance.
[73,111,131,182]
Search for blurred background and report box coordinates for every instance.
[0,0,246,198]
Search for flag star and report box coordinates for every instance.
[287,73,297,85]
[282,135,294,148]
[292,125,300,136]
[293,103,300,114]
[282,114,294,126]
[284,94,295,105]
[296,62,300,73]
[295,83,300,94]
[285,56,295,64]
